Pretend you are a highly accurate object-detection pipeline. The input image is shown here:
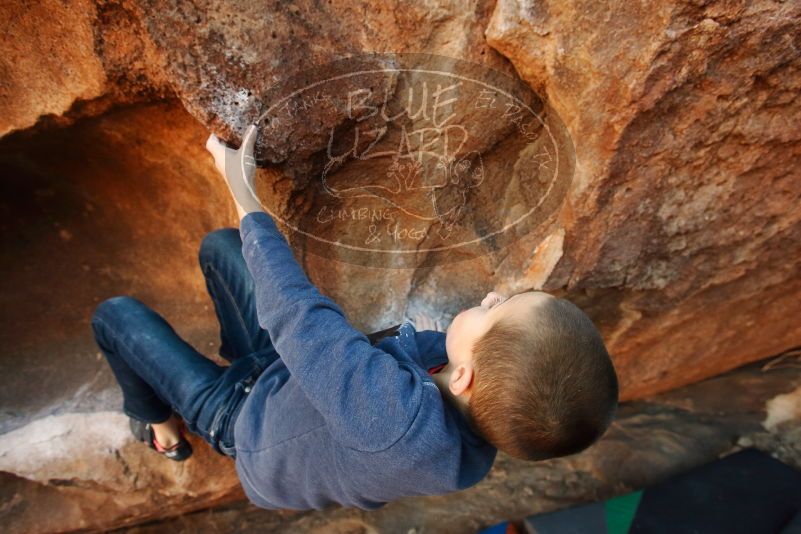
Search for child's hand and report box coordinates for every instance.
[412,312,445,332]
[205,125,263,218]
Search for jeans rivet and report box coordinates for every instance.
[210,430,215,437]
[244,386,251,393]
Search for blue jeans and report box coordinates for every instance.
[90,228,281,458]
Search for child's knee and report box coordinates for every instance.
[92,295,143,329]
[198,228,241,266]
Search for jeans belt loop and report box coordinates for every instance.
[243,373,255,393]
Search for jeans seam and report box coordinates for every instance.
[209,397,229,440]
[204,262,256,355]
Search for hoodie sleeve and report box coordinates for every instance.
[238,211,423,452]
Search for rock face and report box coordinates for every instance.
[0,0,172,135]
[2,0,801,531]
[0,102,246,532]
[0,412,244,533]
[6,0,795,398]
[0,0,106,136]
[485,0,801,397]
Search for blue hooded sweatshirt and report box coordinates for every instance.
[233,211,497,511]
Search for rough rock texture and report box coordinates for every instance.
[2,0,801,531]
[4,0,799,396]
[0,0,172,136]
[0,101,245,533]
[0,0,106,136]
[0,413,244,533]
[0,102,233,433]
[122,0,801,399]
[485,0,801,397]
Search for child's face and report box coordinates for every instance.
[445,290,554,366]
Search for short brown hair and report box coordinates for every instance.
[468,297,618,461]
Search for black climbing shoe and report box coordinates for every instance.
[129,416,193,462]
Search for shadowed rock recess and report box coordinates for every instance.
[1,0,799,531]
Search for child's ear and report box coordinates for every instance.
[448,364,474,397]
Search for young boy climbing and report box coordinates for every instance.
[90,125,619,510]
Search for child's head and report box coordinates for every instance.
[441,290,618,461]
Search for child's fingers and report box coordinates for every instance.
[205,133,235,175]
[205,133,222,158]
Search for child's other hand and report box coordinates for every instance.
[205,125,263,218]
[413,312,444,332]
